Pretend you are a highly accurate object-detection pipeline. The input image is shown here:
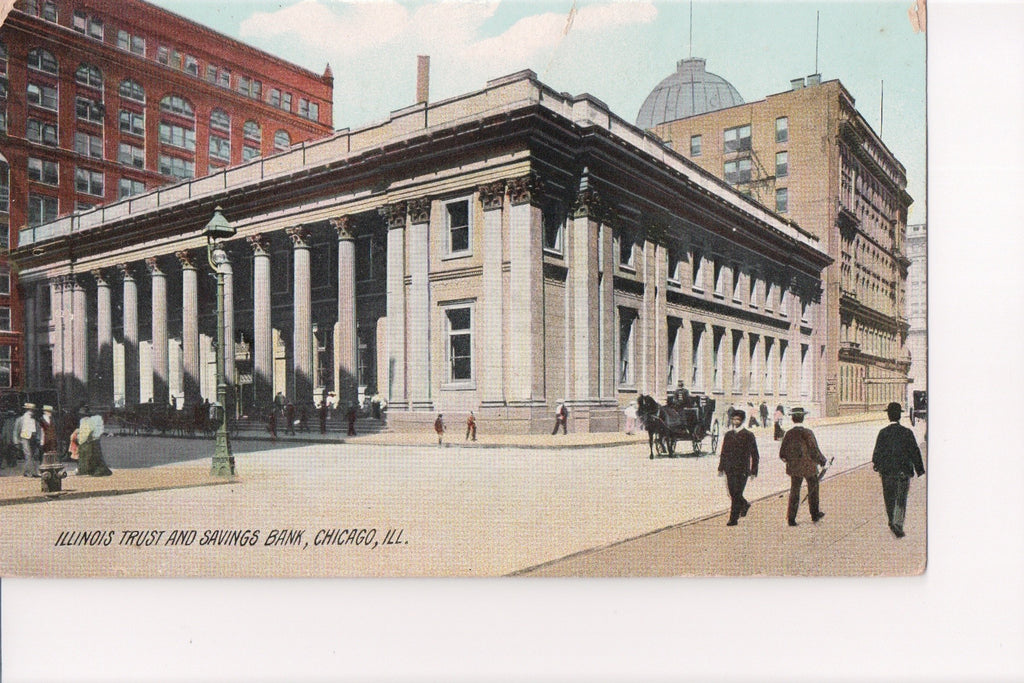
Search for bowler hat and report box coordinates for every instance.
[42,405,53,412]
[733,409,746,421]
[23,402,35,410]
[790,407,808,417]
[886,401,902,414]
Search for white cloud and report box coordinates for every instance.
[239,0,410,55]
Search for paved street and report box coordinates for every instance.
[0,418,925,577]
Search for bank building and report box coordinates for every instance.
[12,70,831,433]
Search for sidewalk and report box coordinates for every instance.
[515,442,928,577]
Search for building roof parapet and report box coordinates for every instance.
[16,68,824,263]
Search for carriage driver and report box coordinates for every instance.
[718,409,759,526]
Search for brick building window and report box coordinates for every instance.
[724,159,751,185]
[0,267,8,295]
[183,55,199,77]
[776,117,788,143]
[26,0,58,22]
[269,90,293,113]
[119,178,145,199]
[28,48,58,75]
[75,63,103,89]
[160,123,195,151]
[119,110,144,137]
[28,157,58,185]
[27,83,57,111]
[0,162,8,210]
[0,345,10,388]
[0,307,10,332]
[273,130,290,151]
[690,134,702,156]
[117,30,145,56]
[27,119,58,146]
[775,187,789,213]
[243,121,261,161]
[117,142,144,168]
[299,98,319,122]
[76,96,104,124]
[776,151,788,178]
[160,95,193,118]
[27,193,57,226]
[723,124,751,153]
[75,132,103,159]
[158,154,193,180]
[209,136,230,162]
[119,79,145,103]
[0,40,6,75]
[210,109,230,132]
[75,167,104,196]
[237,76,262,99]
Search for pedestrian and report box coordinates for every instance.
[717,409,759,526]
[285,401,296,435]
[759,402,769,433]
[39,405,58,465]
[15,403,41,477]
[465,411,477,441]
[872,402,925,538]
[434,414,445,446]
[319,400,328,434]
[266,408,278,441]
[274,391,286,416]
[774,404,786,440]
[551,401,568,435]
[371,392,381,420]
[624,401,637,435]
[299,404,310,432]
[746,402,758,428]
[75,410,112,477]
[346,403,357,437]
[778,407,826,526]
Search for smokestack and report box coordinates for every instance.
[416,55,430,105]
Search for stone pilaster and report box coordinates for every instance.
[331,215,358,407]
[287,226,313,405]
[406,199,432,411]
[248,235,273,410]
[506,173,544,409]
[120,264,139,407]
[380,202,407,408]
[177,251,200,407]
[93,270,113,408]
[478,181,505,407]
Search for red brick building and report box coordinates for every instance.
[0,0,334,389]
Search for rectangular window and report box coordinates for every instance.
[445,199,470,255]
[159,123,196,151]
[0,267,9,295]
[209,135,230,161]
[27,119,58,146]
[299,99,319,122]
[723,124,751,153]
[690,134,702,156]
[445,305,473,383]
[28,157,59,185]
[779,340,788,395]
[206,64,217,83]
[667,320,680,388]
[183,55,198,76]
[119,110,145,137]
[713,327,725,392]
[75,167,104,196]
[242,144,260,162]
[72,10,87,32]
[27,193,58,226]
[732,263,743,301]
[749,274,759,308]
[618,230,635,269]
[87,16,104,40]
[217,69,230,89]
[0,345,11,388]
[0,307,10,332]
[119,177,146,199]
[732,331,743,391]
[691,323,705,390]
[27,83,58,111]
[667,249,681,284]
[713,258,725,296]
[75,96,104,123]
[268,88,281,107]
[775,187,789,213]
[281,92,292,112]
[118,142,145,169]
[158,154,193,180]
[619,308,637,386]
[691,249,704,290]
[724,158,752,185]
[776,117,789,143]
[765,281,775,312]
[542,201,564,254]
[75,132,103,159]
[117,30,144,54]
[776,151,788,178]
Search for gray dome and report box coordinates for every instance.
[636,58,744,129]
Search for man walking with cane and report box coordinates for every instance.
[778,407,827,526]
[872,402,925,538]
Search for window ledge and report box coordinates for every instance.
[543,248,564,258]
[442,251,473,262]
[441,381,476,391]
[618,264,636,274]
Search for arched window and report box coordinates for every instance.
[159,94,194,118]
[75,63,103,88]
[243,120,261,142]
[27,48,58,75]
[273,129,291,151]
[119,79,145,103]
[210,109,230,132]
[208,109,230,162]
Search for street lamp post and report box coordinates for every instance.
[205,206,236,477]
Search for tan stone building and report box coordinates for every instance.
[12,70,831,432]
[906,222,926,394]
[645,59,912,415]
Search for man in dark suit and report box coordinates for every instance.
[779,407,827,526]
[718,409,759,526]
[872,402,925,538]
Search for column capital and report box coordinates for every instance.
[146,256,164,276]
[286,225,311,248]
[407,197,431,224]
[59,274,75,290]
[378,202,407,230]
[117,263,136,282]
[478,181,505,211]
[507,172,544,206]
[330,216,355,241]
[572,187,605,220]
[176,250,197,270]
[91,269,110,287]
[247,233,272,256]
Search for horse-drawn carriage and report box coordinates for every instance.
[910,390,927,426]
[637,392,720,458]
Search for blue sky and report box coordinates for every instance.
[149,1,926,221]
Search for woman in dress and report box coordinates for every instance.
[76,412,112,476]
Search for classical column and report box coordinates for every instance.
[24,284,36,388]
[248,234,273,409]
[598,219,615,399]
[61,276,74,401]
[93,270,113,408]
[507,174,544,407]
[331,216,358,406]
[70,275,89,405]
[406,197,431,410]
[177,251,200,407]
[49,279,64,398]
[120,264,139,406]
[381,202,407,408]
[147,257,169,407]
[287,226,313,405]
[570,183,602,402]
[478,182,505,407]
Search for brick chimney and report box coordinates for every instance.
[416,55,430,104]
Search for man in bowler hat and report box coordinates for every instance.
[717,409,759,526]
[778,407,827,526]
[872,402,925,538]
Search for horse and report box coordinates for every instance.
[636,394,701,458]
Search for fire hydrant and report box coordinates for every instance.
[39,452,66,493]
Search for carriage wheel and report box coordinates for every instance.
[710,419,720,454]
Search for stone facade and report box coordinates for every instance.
[12,71,831,432]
